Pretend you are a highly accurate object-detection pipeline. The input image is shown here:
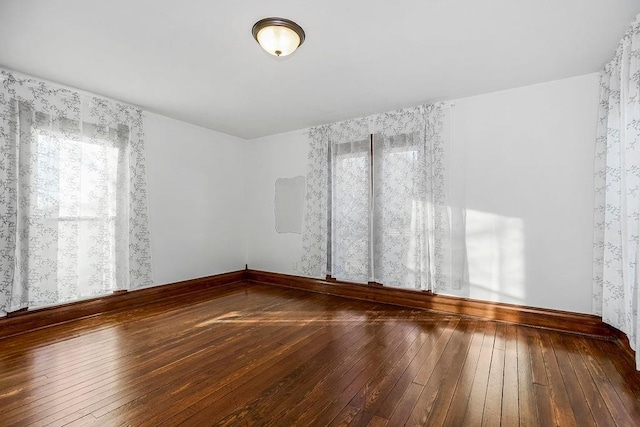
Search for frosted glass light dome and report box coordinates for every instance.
[252,18,305,57]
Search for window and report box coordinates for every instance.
[301,104,452,292]
[1,70,152,316]
[330,138,371,282]
[329,131,430,290]
[33,131,122,305]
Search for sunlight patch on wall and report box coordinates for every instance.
[465,209,526,304]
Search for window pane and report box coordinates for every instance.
[31,131,121,307]
[331,139,370,283]
[373,132,429,289]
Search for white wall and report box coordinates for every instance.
[245,130,308,275]
[145,112,247,285]
[244,73,600,314]
[447,73,599,313]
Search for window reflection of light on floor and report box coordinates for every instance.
[32,327,124,395]
[465,209,525,304]
[195,312,442,328]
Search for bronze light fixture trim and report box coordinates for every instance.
[252,17,306,57]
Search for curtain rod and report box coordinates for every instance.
[0,65,144,111]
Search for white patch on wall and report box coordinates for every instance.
[465,209,526,305]
[274,176,306,234]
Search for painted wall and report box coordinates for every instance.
[245,130,308,275]
[145,112,247,285]
[244,73,600,314]
[446,73,599,313]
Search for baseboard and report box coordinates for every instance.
[613,329,638,367]
[246,269,617,339]
[0,270,245,340]
[3,267,634,363]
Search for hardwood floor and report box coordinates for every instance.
[1,282,639,426]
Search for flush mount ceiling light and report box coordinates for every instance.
[252,17,305,57]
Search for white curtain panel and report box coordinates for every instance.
[299,125,330,278]
[372,105,449,290]
[300,103,458,292]
[593,14,640,368]
[0,70,152,315]
[331,136,371,283]
[327,117,371,283]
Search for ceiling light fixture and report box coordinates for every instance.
[252,17,305,57]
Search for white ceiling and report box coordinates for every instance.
[0,1,638,139]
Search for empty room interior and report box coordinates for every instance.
[2,1,640,426]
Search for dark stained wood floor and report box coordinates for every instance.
[1,282,639,426]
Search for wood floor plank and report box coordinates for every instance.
[1,289,308,425]
[210,312,413,426]
[405,319,478,425]
[235,316,417,423]
[573,336,639,426]
[346,319,448,426]
[0,283,249,356]
[442,321,492,426]
[263,319,422,426]
[456,321,496,426]
[539,332,583,427]
[501,323,519,427]
[365,415,388,427]
[584,337,640,419]
[373,317,460,420]
[114,306,364,425]
[34,323,302,426]
[0,282,639,427]
[5,286,320,422]
[526,328,557,426]
[596,338,640,394]
[516,326,539,427]
[422,320,486,426]
[555,333,615,427]
[150,310,381,425]
[329,405,361,427]
[385,382,424,426]
[547,332,597,426]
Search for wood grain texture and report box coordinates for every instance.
[0,270,245,340]
[1,282,640,426]
[2,268,634,347]
[246,269,616,337]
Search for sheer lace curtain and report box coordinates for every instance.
[371,105,453,291]
[0,70,152,316]
[331,127,370,283]
[299,126,330,278]
[300,103,459,292]
[593,14,640,369]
